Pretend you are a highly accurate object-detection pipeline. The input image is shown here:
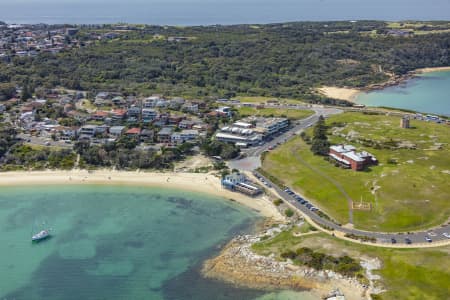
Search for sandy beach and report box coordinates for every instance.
[318,66,450,103]
[317,86,361,102]
[0,170,284,221]
[415,66,450,74]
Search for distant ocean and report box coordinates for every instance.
[1,0,449,25]
[355,71,450,116]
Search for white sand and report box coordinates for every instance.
[415,66,450,73]
[0,170,284,221]
[318,86,361,102]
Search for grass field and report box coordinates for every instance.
[262,112,450,232]
[235,96,306,105]
[252,231,450,300]
[238,106,314,120]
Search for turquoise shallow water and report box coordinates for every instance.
[0,185,317,300]
[355,71,450,116]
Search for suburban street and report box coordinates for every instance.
[228,106,341,171]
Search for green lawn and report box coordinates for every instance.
[252,232,450,300]
[238,106,314,120]
[235,96,306,105]
[262,112,450,232]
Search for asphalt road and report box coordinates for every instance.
[228,107,450,246]
[229,107,341,171]
[253,170,450,246]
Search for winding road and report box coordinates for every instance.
[228,106,450,247]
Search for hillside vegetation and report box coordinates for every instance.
[1,21,449,103]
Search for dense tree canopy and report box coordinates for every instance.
[0,21,449,103]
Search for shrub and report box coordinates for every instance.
[273,199,283,206]
[285,208,294,217]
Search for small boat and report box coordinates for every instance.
[32,230,50,242]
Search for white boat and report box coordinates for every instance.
[32,230,50,242]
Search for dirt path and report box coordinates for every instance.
[290,146,354,225]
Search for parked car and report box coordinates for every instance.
[443,232,450,239]
[425,237,432,243]
[405,238,412,244]
[391,238,396,244]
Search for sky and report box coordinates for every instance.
[0,0,449,24]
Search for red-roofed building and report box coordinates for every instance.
[126,127,141,136]
[92,111,109,121]
[112,109,127,121]
[329,145,377,171]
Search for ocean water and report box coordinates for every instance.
[355,71,450,116]
[0,185,316,300]
[0,0,449,25]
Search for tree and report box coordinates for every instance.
[311,115,330,156]
[21,84,32,101]
[0,83,16,101]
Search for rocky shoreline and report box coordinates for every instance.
[321,66,450,104]
[361,66,450,93]
[202,225,382,300]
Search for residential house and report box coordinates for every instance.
[157,127,173,143]
[142,108,158,122]
[155,99,168,108]
[111,109,127,122]
[169,97,185,109]
[79,124,98,137]
[94,92,112,106]
[215,106,232,117]
[182,103,199,113]
[143,96,160,108]
[67,110,89,122]
[140,129,154,143]
[125,127,141,137]
[92,111,109,121]
[168,115,183,125]
[180,129,199,141]
[96,125,109,134]
[112,96,126,106]
[170,132,183,145]
[127,106,141,118]
[109,126,125,137]
[178,119,196,129]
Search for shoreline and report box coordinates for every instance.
[0,170,284,221]
[319,66,450,103]
[202,232,375,300]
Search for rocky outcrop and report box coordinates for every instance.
[202,233,374,300]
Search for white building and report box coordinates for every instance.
[142,108,158,122]
[109,126,126,137]
[79,125,98,137]
[143,96,160,108]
